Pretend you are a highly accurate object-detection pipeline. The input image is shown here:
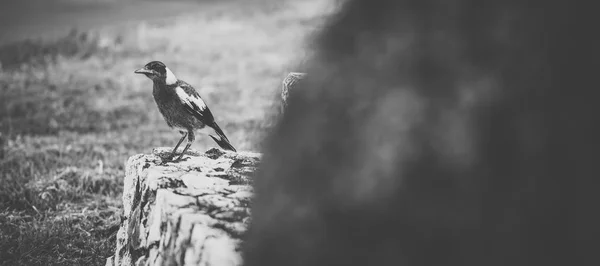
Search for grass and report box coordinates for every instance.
[0,0,334,264]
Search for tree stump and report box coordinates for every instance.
[105,148,260,266]
[281,72,307,113]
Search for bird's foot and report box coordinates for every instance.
[170,156,190,163]
[156,152,172,165]
[159,153,190,164]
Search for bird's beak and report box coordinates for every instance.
[134,68,152,75]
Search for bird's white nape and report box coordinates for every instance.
[165,67,178,85]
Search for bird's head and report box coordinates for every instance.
[134,61,178,85]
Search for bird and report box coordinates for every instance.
[134,61,236,162]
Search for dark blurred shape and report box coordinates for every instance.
[244,0,598,265]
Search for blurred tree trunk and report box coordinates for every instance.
[244,0,599,266]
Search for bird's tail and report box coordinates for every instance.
[208,122,237,152]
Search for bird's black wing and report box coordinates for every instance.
[174,80,237,152]
[174,80,215,124]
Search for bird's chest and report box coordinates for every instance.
[153,85,186,123]
[153,85,176,109]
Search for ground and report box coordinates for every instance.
[0,0,334,264]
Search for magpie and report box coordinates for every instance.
[135,61,236,161]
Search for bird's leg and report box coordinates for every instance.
[169,131,188,159]
[174,131,195,162]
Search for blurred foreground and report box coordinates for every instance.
[245,0,598,265]
[0,0,333,264]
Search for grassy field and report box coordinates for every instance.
[0,0,333,264]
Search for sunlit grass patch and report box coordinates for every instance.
[0,133,125,212]
[0,197,121,266]
[0,133,124,265]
